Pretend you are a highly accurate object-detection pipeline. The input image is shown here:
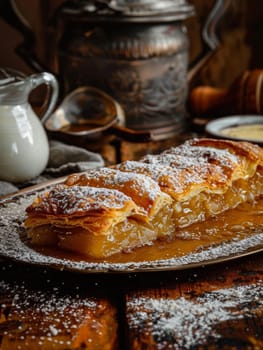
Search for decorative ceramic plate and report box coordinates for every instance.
[205,115,263,145]
[1,183,263,274]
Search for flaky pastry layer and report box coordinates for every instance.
[24,138,263,258]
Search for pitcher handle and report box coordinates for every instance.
[28,72,59,124]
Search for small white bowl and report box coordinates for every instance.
[205,115,263,145]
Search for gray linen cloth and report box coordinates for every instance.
[0,140,105,196]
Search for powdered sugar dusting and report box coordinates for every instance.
[0,280,97,313]
[119,140,259,199]
[143,145,236,170]
[164,142,239,168]
[127,283,263,348]
[0,193,263,273]
[117,159,229,200]
[27,184,134,215]
[68,167,161,200]
[65,167,164,211]
[0,280,98,345]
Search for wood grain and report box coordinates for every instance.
[0,268,118,350]
[125,254,263,349]
[1,253,263,349]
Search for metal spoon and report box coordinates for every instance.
[45,86,156,142]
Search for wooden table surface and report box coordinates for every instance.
[1,251,263,350]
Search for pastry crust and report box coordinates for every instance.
[25,185,145,234]
[24,138,263,258]
[65,168,172,218]
[118,138,263,201]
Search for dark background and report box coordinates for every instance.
[0,0,262,92]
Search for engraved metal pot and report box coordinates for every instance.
[56,0,195,139]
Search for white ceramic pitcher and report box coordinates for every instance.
[0,69,58,183]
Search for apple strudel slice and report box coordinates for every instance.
[25,171,172,258]
[24,138,263,258]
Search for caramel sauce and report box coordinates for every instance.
[37,199,263,264]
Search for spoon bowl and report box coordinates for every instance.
[45,86,155,142]
[45,86,124,134]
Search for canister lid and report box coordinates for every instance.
[61,0,195,22]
